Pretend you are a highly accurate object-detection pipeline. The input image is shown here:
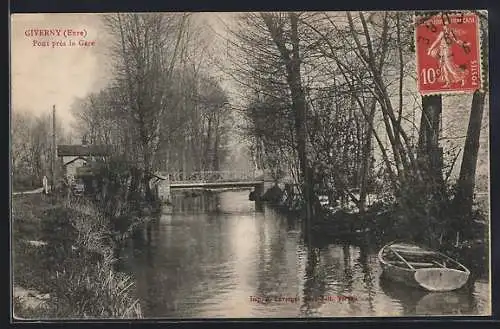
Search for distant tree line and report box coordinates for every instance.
[11,110,70,191]
[71,13,233,199]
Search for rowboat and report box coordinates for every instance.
[379,275,471,315]
[378,242,470,292]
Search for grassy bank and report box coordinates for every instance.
[12,193,142,319]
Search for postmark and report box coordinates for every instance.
[415,12,482,95]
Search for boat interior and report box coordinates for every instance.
[382,244,464,271]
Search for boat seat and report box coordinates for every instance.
[390,244,434,252]
[388,260,440,268]
[390,248,436,256]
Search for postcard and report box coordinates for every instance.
[10,10,491,319]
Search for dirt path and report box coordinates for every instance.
[13,285,50,309]
[12,188,44,196]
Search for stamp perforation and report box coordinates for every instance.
[478,12,488,93]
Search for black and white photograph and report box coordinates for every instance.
[10,10,491,319]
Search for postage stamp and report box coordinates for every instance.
[415,12,482,95]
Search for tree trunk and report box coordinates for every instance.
[288,14,314,229]
[139,123,153,202]
[415,95,446,245]
[143,173,153,202]
[359,98,376,215]
[418,95,444,191]
[260,12,313,234]
[453,90,486,218]
[204,115,213,171]
[213,115,221,171]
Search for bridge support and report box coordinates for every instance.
[253,182,264,209]
[253,179,274,200]
[156,180,171,204]
[254,182,264,198]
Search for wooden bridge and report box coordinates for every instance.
[154,170,266,189]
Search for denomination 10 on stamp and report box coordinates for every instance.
[415,13,481,95]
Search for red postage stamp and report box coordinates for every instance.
[415,13,482,95]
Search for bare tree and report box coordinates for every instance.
[11,110,33,177]
[103,13,189,198]
[452,13,489,227]
[71,13,232,190]
[12,110,69,190]
[226,12,325,228]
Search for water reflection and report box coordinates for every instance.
[122,190,490,318]
[357,244,375,314]
[379,277,481,315]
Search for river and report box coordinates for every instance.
[120,190,490,318]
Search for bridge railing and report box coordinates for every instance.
[158,170,260,183]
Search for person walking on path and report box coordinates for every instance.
[42,175,49,195]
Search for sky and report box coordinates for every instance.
[10,12,233,132]
[10,14,114,129]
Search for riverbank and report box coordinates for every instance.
[259,184,489,278]
[12,193,143,319]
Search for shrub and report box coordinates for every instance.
[13,296,51,320]
[13,195,143,319]
[42,257,142,319]
[12,174,39,192]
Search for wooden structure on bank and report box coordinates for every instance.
[150,172,171,203]
[57,144,113,181]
